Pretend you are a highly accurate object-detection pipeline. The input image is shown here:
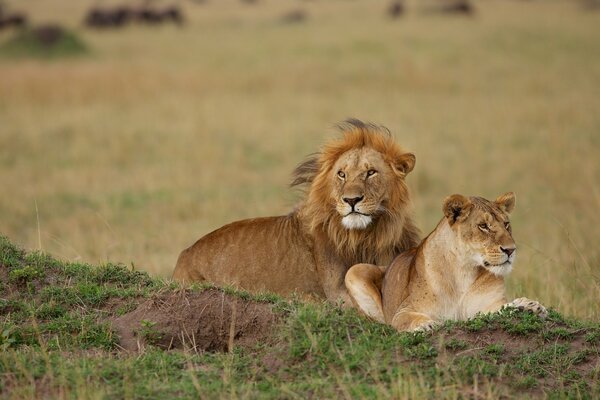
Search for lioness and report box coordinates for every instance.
[173,120,420,303]
[345,192,547,331]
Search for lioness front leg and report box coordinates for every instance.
[506,297,548,318]
[391,310,438,332]
[345,264,386,323]
[484,297,548,318]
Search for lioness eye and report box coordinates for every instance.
[478,223,489,231]
[367,169,377,177]
[337,171,345,179]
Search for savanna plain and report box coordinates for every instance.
[0,0,599,398]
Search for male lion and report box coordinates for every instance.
[172,120,420,303]
[345,192,547,331]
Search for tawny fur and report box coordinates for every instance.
[345,192,547,331]
[173,119,420,303]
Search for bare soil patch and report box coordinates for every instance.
[111,289,280,352]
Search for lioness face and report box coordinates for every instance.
[331,147,414,230]
[444,192,517,276]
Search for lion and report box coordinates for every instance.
[172,119,421,303]
[345,192,547,331]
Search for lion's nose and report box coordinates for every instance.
[501,246,516,257]
[343,196,364,208]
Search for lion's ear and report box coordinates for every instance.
[443,194,473,225]
[393,153,416,177]
[495,192,515,214]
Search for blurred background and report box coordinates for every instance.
[0,0,598,319]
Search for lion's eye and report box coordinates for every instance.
[504,222,511,230]
[366,169,377,177]
[478,223,489,232]
[337,171,345,179]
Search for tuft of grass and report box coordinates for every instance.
[585,330,600,345]
[484,343,505,357]
[0,27,88,59]
[135,320,163,347]
[444,338,468,351]
[543,327,575,341]
[8,265,45,284]
[0,236,26,270]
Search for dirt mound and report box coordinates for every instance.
[112,289,280,352]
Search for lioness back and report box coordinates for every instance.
[173,214,324,296]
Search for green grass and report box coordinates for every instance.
[1,236,599,399]
[0,27,88,59]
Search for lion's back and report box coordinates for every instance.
[173,214,324,297]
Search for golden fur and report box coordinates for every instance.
[173,119,420,303]
[345,192,547,331]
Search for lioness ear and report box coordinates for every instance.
[443,194,473,225]
[495,192,515,214]
[393,153,416,177]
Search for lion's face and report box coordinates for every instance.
[444,193,516,276]
[292,120,420,261]
[331,147,415,230]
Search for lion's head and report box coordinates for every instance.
[292,119,419,263]
[443,192,517,276]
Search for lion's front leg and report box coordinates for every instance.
[312,244,356,307]
[314,259,354,306]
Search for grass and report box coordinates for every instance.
[0,27,88,59]
[0,0,598,322]
[1,236,599,399]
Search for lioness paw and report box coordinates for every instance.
[507,297,548,319]
[412,320,438,332]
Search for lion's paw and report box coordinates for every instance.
[507,297,548,319]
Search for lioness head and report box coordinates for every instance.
[443,192,516,276]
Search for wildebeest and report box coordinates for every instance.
[0,12,27,31]
[280,10,307,24]
[581,0,600,10]
[85,7,133,28]
[438,0,474,15]
[32,25,65,47]
[84,5,184,29]
[161,6,184,25]
[387,1,405,18]
[136,6,184,25]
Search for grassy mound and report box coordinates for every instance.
[1,235,598,398]
[0,25,88,59]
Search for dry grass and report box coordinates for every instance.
[0,0,599,319]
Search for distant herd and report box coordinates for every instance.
[0,0,481,34]
[0,4,185,32]
[0,0,597,34]
[84,6,184,29]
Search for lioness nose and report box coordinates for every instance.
[343,196,364,208]
[501,246,516,257]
